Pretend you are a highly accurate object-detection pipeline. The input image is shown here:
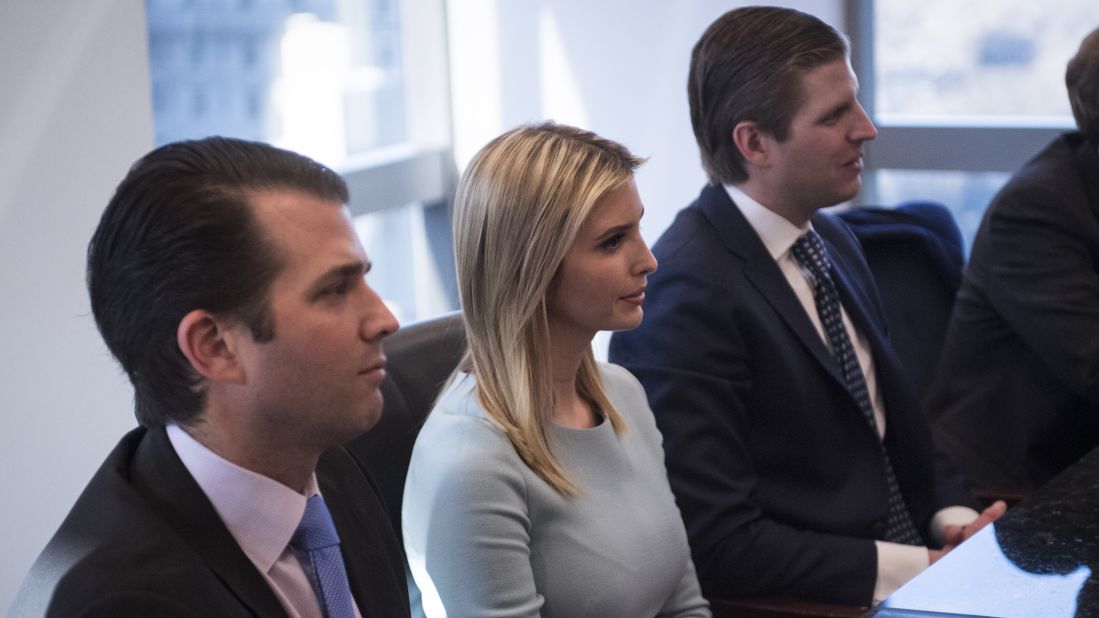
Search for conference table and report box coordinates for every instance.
[869,446,1099,617]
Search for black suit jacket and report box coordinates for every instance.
[12,426,411,617]
[609,184,974,605]
[929,132,1099,490]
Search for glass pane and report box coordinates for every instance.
[354,202,457,324]
[874,0,1094,123]
[145,0,406,168]
[866,169,1012,254]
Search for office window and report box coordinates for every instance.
[872,170,1011,249]
[875,0,1093,122]
[145,0,456,323]
[854,0,1089,248]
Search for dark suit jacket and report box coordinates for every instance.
[929,132,1099,491]
[12,426,411,617]
[609,184,975,605]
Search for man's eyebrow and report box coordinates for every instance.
[314,261,368,288]
[334,261,368,278]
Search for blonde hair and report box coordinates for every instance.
[453,121,645,496]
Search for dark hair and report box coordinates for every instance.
[688,6,849,184]
[1067,27,1099,146]
[87,136,349,428]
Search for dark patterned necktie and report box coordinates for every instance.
[290,495,358,618]
[791,230,923,546]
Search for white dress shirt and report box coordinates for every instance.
[724,184,978,602]
[167,424,362,618]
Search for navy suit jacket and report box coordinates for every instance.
[610,184,974,605]
[929,132,1099,490]
[13,426,411,617]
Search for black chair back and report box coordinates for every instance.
[345,311,466,540]
[837,201,965,399]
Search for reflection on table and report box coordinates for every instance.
[869,446,1099,617]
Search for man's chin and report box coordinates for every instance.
[846,176,864,199]
[362,392,386,429]
[337,394,385,443]
[827,180,863,209]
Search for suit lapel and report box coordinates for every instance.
[132,428,288,618]
[823,230,885,346]
[821,223,915,433]
[697,184,846,387]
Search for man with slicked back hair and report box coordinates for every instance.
[612,7,1000,606]
[13,137,410,617]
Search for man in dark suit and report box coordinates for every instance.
[12,138,410,617]
[929,28,1099,492]
[610,7,1002,606]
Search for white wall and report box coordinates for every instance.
[447,0,844,244]
[446,0,843,356]
[0,0,847,608]
[0,0,154,609]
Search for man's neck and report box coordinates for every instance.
[731,180,812,227]
[179,420,319,494]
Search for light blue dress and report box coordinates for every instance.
[403,363,710,618]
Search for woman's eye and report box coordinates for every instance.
[601,234,624,251]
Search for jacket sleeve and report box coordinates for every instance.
[978,182,1099,405]
[74,593,202,618]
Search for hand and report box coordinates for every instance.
[928,546,954,564]
[941,500,1007,547]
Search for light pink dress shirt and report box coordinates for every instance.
[167,424,362,618]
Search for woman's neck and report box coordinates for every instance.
[548,328,599,429]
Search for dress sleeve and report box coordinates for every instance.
[403,408,542,618]
[657,557,712,618]
[605,363,712,618]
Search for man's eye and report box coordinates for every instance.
[325,282,350,296]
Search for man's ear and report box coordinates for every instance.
[177,310,247,385]
[732,120,770,167]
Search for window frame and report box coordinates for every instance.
[340,0,457,219]
[844,0,1069,204]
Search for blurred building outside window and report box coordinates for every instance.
[145,0,456,324]
[857,0,1091,250]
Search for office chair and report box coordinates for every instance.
[837,203,1026,507]
[837,201,965,400]
[345,310,466,541]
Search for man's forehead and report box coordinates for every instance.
[246,188,360,260]
[793,60,857,106]
[799,58,855,85]
[246,187,344,217]
[246,188,351,238]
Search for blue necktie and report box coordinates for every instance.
[791,230,923,546]
[290,495,357,618]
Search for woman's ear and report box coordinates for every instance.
[176,310,247,385]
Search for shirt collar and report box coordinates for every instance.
[724,183,812,261]
[167,424,318,573]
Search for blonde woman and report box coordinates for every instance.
[402,122,710,617]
